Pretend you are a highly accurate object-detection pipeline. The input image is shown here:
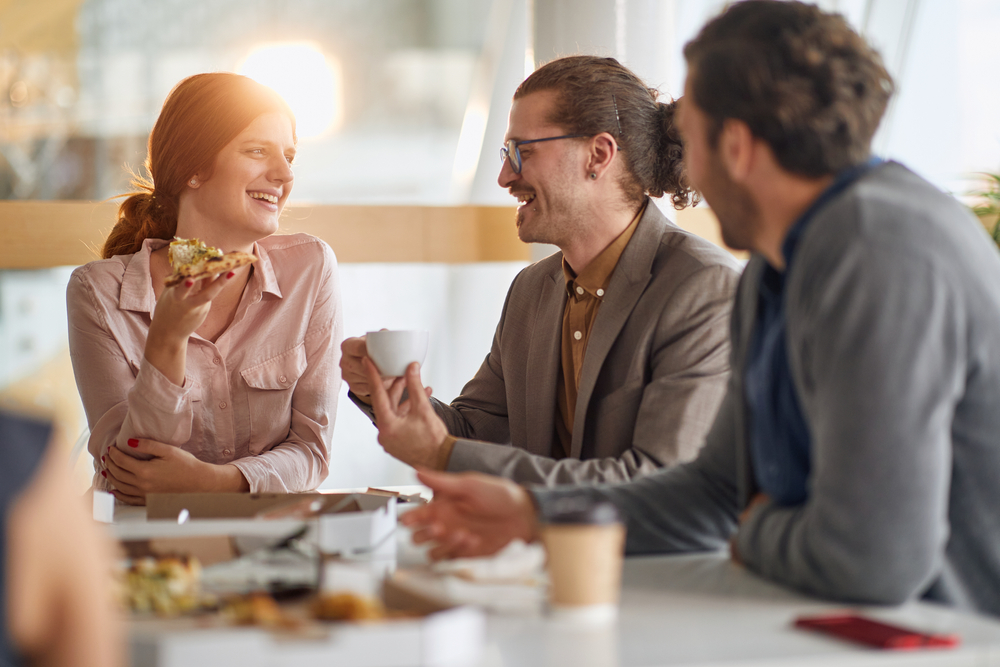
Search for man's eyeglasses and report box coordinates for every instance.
[500,135,588,174]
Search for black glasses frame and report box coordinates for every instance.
[500,134,588,174]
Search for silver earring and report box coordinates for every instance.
[590,173,597,180]
[189,179,197,186]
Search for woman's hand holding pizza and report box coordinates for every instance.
[102,438,249,505]
[145,272,234,386]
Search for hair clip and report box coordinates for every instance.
[612,94,623,138]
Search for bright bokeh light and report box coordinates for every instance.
[239,43,343,140]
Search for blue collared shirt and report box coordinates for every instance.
[745,158,882,506]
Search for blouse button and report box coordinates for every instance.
[219,401,227,409]
[213,357,221,365]
[223,449,231,456]
[596,289,605,297]
[279,375,287,383]
[573,331,583,341]
[575,286,584,295]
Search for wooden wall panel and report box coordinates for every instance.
[0,200,742,269]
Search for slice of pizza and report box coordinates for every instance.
[165,237,257,287]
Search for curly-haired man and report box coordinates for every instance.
[402,1,1000,617]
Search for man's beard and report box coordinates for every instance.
[701,152,761,252]
[515,191,582,247]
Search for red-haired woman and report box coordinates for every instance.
[67,73,343,504]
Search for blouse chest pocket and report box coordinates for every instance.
[240,343,307,449]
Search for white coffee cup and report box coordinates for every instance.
[365,330,429,377]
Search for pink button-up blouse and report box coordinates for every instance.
[67,233,343,493]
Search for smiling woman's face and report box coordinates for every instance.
[181,111,296,250]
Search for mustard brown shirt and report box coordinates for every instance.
[555,203,644,456]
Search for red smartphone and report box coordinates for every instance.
[794,614,960,650]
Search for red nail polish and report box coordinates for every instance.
[101,470,107,478]
[185,279,194,287]
[226,271,235,279]
[128,438,139,448]
[101,455,105,463]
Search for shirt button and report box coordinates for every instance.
[219,401,227,409]
[213,357,221,365]
[573,331,583,341]
[596,289,605,297]
[575,286,584,295]
[223,449,231,456]
[278,375,287,383]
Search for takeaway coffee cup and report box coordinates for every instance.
[365,330,429,377]
[539,497,625,623]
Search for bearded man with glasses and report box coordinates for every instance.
[341,55,741,486]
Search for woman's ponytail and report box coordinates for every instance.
[101,172,177,259]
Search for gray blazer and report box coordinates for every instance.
[433,201,741,485]
[535,162,1000,617]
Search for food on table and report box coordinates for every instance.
[165,237,257,287]
[312,592,386,621]
[120,556,204,616]
[222,593,295,628]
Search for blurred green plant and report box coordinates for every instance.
[968,172,1000,249]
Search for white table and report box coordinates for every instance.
[479,552,1000,667]
[119,492,1000,667]
[129,548,1000,667]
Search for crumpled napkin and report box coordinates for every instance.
[419,540,548,614]
[431,539,547,584]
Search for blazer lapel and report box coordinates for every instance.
[570,203,666,458]
[525,263,566,456]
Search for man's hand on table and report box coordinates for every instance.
[364,358,454,469]
[401,469,540,560]
[340,335,393,405]
[730,492,771,565]
[103,439,250,505]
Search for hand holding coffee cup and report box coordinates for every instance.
[539,498,625,623]
[365,330,429,377]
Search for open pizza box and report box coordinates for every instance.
[127,570,486,667]
[105,491,398,561]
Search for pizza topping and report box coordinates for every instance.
[168,237,222,272]
[164,237,258,287]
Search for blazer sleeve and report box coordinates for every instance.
[531,376,742,553]
[447,263,738,486]
[433,277,520,442]
[735,239,960,605]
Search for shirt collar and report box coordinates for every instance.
[117,237,282,315]
[781,157,883,270]
[562,200,647,298]
[252,240,282,299]
[119,238,164,315]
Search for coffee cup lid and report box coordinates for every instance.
[543,497,621,525]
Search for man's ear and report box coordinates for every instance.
[717,119,755,184]
[585,132,618,180]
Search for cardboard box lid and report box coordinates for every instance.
[145,493,386,520]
